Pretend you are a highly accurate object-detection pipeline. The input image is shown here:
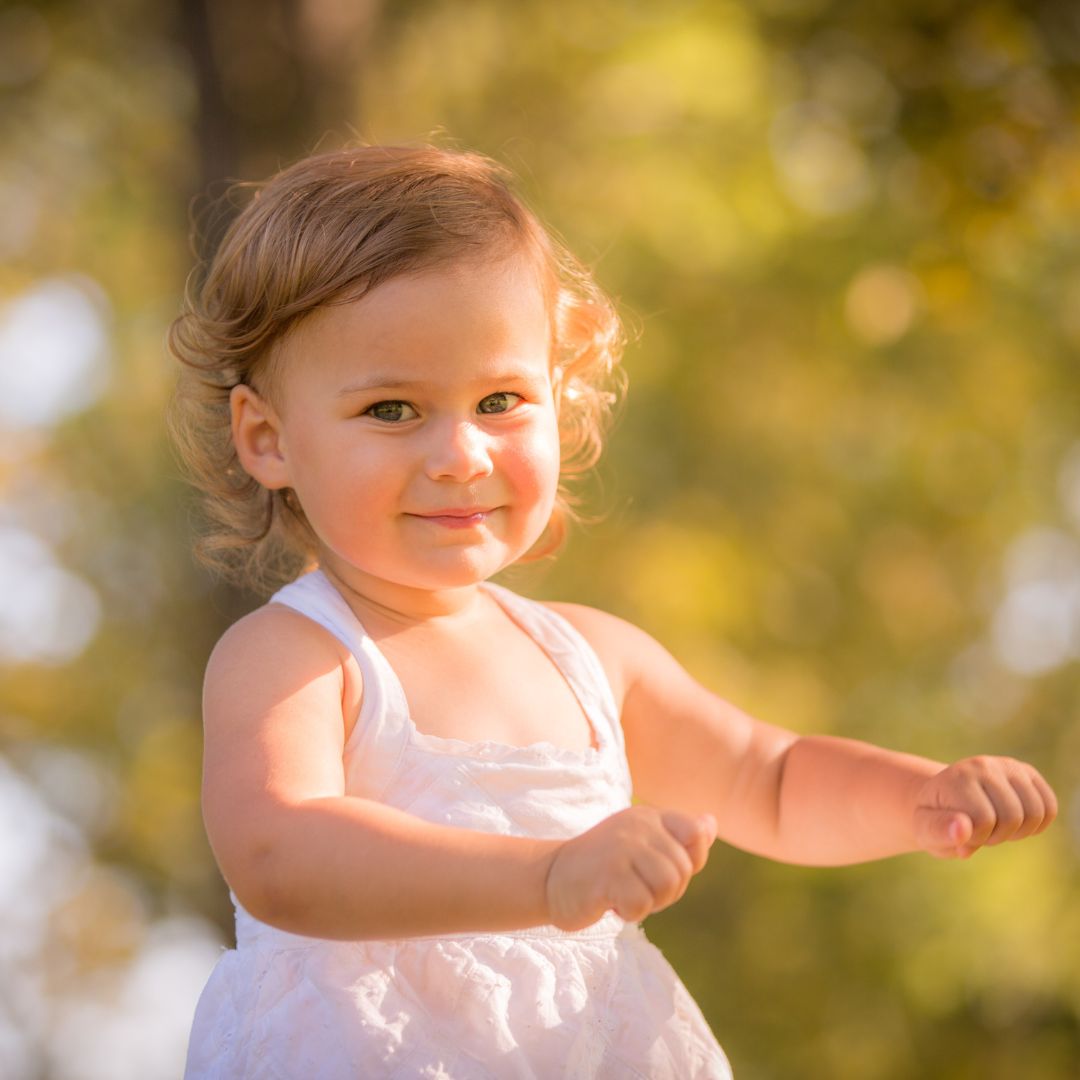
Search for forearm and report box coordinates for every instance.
[228,795,560,940]
[772,735,944,865]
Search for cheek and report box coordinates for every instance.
[508,420,561,492]
[290,432,398,523]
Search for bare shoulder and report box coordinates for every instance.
[212,600,356,673]
[203,602,363,743]
[539,600,661,710]
[207,602,352,693]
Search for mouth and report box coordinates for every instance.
[408,508,496,529]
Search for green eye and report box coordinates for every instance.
[367,400,417,423]
[478,392,522,415]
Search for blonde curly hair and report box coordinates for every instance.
[168,144,625,594]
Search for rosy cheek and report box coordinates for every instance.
[507,428,559,483]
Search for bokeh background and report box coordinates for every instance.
[2,0,1079,1076]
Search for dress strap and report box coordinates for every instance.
[268,570,409,799]
[482,583,628,770]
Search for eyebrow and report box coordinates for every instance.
[335,370,546,397]
[335,376,425,397]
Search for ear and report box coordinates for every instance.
[230,384,291,490]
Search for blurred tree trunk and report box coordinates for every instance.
[171,0,380,625]
[174,0,381,267]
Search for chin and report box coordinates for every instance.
[417,556,510,589]
[430,539,536,585]
[353,547,502,593]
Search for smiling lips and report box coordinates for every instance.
[409,508,495,529]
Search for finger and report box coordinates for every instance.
[954,779,998,852]
[698,813,718,845]
[640,826,695,892]
[659,810,701,848]
[1031,773,1059,834]
[679,825,713,875]
[1007,774,1050,842]
[632,845,691,910]
[981,777,1027,847]
[661,811,717,873]
[608,874,656,923]
[652,831,695,881]
[914,807,972,857]
[914,805,971,848]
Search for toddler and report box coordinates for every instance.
[171,145,1057,1079]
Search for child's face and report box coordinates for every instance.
[264,252,560,598]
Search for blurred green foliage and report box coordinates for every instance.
[2,0,1079,1076]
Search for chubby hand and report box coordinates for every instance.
[913,756,1057,859]
[544,806,717,931]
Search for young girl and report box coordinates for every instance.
[171,145,1057,1079]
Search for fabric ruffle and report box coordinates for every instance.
[188,925,729,1079]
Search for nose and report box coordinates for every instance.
[423,417,495,483]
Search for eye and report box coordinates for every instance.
[477,392,523,415]
[365,400,418,423]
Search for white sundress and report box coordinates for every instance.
[184,569,732,1079]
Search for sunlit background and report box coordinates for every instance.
[2,1,1079,1077]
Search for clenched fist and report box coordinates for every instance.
[913,756,1057,859]
[544,806,717,931]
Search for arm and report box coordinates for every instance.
[547,603,1057,866]
[201,605,715,939]
[202,606,556,939]
[769,736,1057,863]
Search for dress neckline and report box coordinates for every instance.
[308,570,610,766]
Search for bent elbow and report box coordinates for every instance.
[217,835,299,930]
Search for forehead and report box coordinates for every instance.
[277,253,552,390]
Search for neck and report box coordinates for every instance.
[317,556,488,633]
